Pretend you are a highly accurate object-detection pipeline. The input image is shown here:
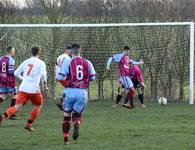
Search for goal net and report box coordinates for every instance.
[0,23,194,103]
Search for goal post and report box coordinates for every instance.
[0,22,194,104]
[189,22,194,104]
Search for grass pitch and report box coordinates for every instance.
[0,100,195,150]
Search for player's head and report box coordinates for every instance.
[64,45,72,56]
[123,46,130,55]
[7,46,15,56]
[31,46,41,57]
[129,61,133,68]
[71,43,81,56]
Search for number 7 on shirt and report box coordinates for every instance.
[27,64,33,76]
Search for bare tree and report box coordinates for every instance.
[0,0,18,23]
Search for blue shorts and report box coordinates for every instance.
[0,87,17,94]
[63,88,88,113]
[119,76,133,89]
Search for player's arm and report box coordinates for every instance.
[106,57,113,71]
[14,62,24,80]
[56,57,61,67]
[89,61,96,81]
[41,62,48,91]
[130,59,144,65]
[8,57,15,76]
[56,58,71,81]
[106,53,122,71]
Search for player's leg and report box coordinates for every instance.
[72,89,88,141]
[25,105,42,132]
[62,89,74,145]
[9,93,17,120]
[124,87,135,108]
[121,76,135,109]
[1,104,22,121]
[0,92,27,124]
[137,87,146,108]
[132,80,145,108]
[112,86,126,108]
[56,80,68,111]
[56,93,64,111]
[0,87,8,104]
[0,94,6,104]
[62,111,71,145]
[72,111,82,140]
[25,93,43,132]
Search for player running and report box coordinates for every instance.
[0,47,17,120]
[57,43,96,145]
[106,46,143,109]
[55,45,72,111]
[129,64,146,108]
[0,46,48,131]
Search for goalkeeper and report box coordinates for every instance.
[129,63,146,108]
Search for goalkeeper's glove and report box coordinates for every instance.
[140,82,146,90]
[106,67,111,73]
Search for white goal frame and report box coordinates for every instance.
[0,22,194,104]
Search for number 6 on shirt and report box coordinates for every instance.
[76,65,83,80]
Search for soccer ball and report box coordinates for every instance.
[158,97,167,106]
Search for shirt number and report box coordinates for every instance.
[1,62,6,73]
[27,64,33,76]
[76,65,83,80]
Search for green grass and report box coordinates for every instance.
[0,100,195,150]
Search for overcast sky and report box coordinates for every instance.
[1,0,27,8]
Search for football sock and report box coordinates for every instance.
[72,112,81,127]
[26,107,40,128]
[115,94,123,104]
[62,116,71,140]
[10,98,16,107]
[3,106,17,119]
[0,98,3,104]
[138,94,144,104]
[125,89,134,107]
[10,98,17,116]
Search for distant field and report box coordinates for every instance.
[55,79,191,101]
[0,100,195,150]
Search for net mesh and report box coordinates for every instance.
[0,25,192,101]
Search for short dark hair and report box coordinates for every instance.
[7,46,14,53]
[31,46,41,56]
[71,43,80,55]
[66,45,71,49]
[65,45,71,51]
[71,43,80,49]
[123,46,130,50]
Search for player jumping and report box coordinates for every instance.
[55,45,72,111]
[57,43,96,145]
[0,46,48,131]
[0,47,17,120]
[106,46,143,109]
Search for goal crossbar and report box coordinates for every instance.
[0,22,194,104]
[0,22,194,28]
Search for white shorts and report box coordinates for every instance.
[119,76,134,89]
